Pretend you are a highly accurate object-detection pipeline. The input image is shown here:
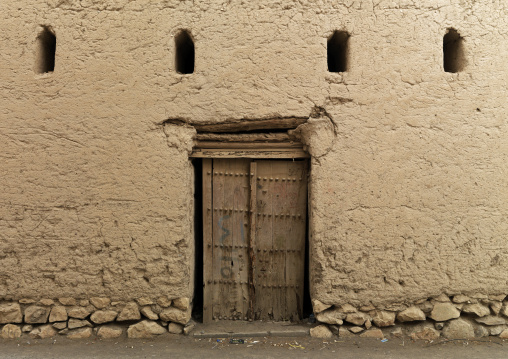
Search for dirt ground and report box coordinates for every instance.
[0,335,507,359]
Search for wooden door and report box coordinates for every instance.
[203,158,307,322]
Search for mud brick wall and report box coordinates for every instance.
[1,1,508,314]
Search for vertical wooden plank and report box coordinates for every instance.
[271,161,288,321]
[254,161,274,320]
[202,159,213,323]
[211,159,227,320]
[285,161,307,321]
[248,161,257,320]
[230,159,250,320]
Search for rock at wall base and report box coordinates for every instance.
[397,307,426,322]
[430,303,460,322]
[127,320,166,339]
[1,324,22,339]
[310,325,333,338]
[442,319,474,339]
[97,325,123,339]
[0,303,23,324]
[168,322,184,334]
[29,325,57,339]
[117,302,141,321]
[67,327,92,339]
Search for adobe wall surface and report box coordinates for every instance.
[1,0,508,313]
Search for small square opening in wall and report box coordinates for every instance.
[35,26,56,74]
[175,30,195,74]
[327,31,349,73]
[443,28,465,73]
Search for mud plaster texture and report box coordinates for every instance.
[1,1,508,310]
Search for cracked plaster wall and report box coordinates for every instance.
[1,1,508,306]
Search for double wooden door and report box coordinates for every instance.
[202,158,307,322]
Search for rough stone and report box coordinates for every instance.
[410,325,441,341]
[312,299,332,314]
[397,307,426,322]
[29,325,56,339]
[434,322,445,330]
[49,306,68,322]
[452,295,473,304]
[433,294,451,303]
[168,322,184,334]
[136,297,154,306]
[309,325,333,338]
[24,306,50,324]
[39,299,54,306]
[173,298,190,311]
[117,302,141,321]
[430,303,460,322]
[338,326,355,337]
[1,324,22,339]
[462,303,490,317]
[68,306,94,319]
[365,319,372,329]
[59,298,77,306]
[52,322,67,330]
[370,310,396,327]
[140,306,159,320]
[488,325,506,336]
[340,304,357,313]
[79,300,90,307]
[474,325,489,338]
[68,319,92,329]
[500,303,508,317]
[127,320,166,339]
[345,312,369,326]
[159,307,191,325]
[0,303,22,324]
[499,329,508,338]
[183,320,196,336]
[157,296,172,308]
[58,329,69,335]
[90,297,111,309]
[19,299,36,304]
[491,302,502,315]
[349,326,364,334]
[360,304,376,312]
[316,307,346,325]
[360,328,384,339]
[97,326,123,339]
[490,294,506,302]
[90,310,118,324]
[418,301,434,313]
[22,325,33,333]
[475,316,506,326]
[67,327,92,339]
[442,318,475,339]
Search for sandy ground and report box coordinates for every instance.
[0,335,507,359]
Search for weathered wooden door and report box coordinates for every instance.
[202,158,307,322]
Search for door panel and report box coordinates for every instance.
[203,159,307,322]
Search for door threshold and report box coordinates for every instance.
[192,320,311,338]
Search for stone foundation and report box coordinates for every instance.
[0,297,193,339]
[311,294,508,339]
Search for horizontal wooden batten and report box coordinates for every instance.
[190,148,309,159]
[191,134,308,158]
[196,132,291,142]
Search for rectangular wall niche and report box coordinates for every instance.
[175,30,195,74]
[327,31,350,73]
[443,28,465,73]
[35,26,56,74]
